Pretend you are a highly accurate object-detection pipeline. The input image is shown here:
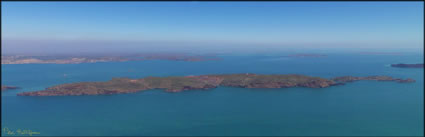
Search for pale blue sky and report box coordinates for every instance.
[1,2,424,54]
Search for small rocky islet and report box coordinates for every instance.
[17,74,415,96]
[1,85,19,92]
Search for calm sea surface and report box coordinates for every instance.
[1,52,424,136]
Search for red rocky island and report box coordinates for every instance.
[17,74,415,96]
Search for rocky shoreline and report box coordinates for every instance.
[17,74,415,96]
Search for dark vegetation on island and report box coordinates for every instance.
[17,74,415,96]
[1,85,19,92]
[391,63,423,68]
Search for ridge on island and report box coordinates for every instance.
[391,63,424,68]
[17,74,415,96]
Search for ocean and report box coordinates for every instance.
[1,51,423,136]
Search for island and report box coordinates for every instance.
[1,55,129,64]
[17,74,415,96]
[391,63,424,68]
[1,53,221,64]
[1,85,19,92]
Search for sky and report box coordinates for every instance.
[1,2,424,54]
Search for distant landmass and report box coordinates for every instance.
[1,54,221,64]
[359,52,403,55]
[283,54,327,58]
[17,74,415,96]
[1,85,19,92]
[391,63,423,68]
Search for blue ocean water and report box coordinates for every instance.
[1,52,424,136]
